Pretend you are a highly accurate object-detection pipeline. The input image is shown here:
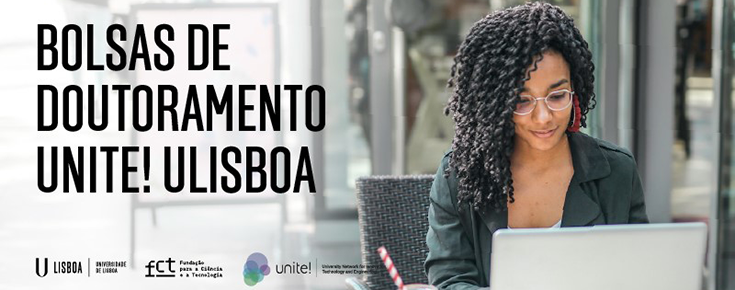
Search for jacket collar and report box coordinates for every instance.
[479,132,610,233]
[566,132,611,183]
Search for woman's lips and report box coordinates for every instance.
[531,128,556,138]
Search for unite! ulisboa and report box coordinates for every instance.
[37,145,316,194]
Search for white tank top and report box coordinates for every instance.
[507,218,562,229]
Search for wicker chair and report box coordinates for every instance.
[345,175,435,290]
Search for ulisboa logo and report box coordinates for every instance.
[243,252,270,286]
[36,258,48,277]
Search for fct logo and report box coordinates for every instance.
[145,258,176,277]
[243,252,270,286]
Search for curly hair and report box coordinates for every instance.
[444,2,597,213]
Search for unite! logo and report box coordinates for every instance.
[35,258,49,277]
[243,252,270,286]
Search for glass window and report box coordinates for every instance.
[671,0,713,226]
[317,0,372,215]
[717,0,735,287]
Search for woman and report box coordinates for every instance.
[424,3,649,289]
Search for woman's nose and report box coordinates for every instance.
[532,100,553,123]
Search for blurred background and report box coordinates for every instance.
[1,0,734,289]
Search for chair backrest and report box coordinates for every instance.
[355,175,435,289]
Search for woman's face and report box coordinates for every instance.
[513,51,573,152]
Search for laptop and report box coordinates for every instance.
[489,222,707,290]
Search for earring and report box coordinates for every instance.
[570,105,575,128]
[567,95,581,133]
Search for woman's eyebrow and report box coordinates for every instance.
[549,79,569,89]
[520,79,570,92]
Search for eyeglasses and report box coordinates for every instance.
[513,89,574,115]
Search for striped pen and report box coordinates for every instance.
[377,246,405,290]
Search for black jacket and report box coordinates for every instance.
[424,132,650,289]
